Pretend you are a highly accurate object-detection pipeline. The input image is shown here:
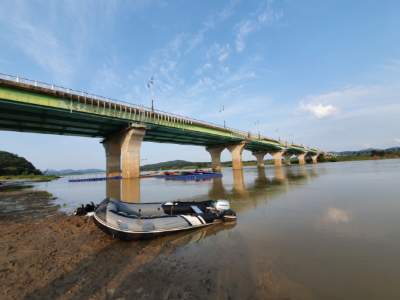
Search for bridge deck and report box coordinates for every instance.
[0,74,318,155]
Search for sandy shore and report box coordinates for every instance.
[0,186,306,300]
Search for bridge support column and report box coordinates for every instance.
[271,151,284,167]
[103,126,146,179]
[298,153,306,165]
[311,154,318,164]
[228,142,246,170]
[252,151,268,168]
[103,137,122,178]
[206,146,225,172]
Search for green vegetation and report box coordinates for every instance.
[0,151,59,182]
[0,151,42,176]
[141,147,400,171]
[322,147,400,162]
[0,175,59,182]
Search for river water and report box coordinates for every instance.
[15,160,400,299]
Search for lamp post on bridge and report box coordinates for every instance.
[147,76,155,111]
[219,105,226,128]
[254,120,260,139]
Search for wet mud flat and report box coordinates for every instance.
[0,186,303,300]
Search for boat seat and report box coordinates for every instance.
[112,200,167,218]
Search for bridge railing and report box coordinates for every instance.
[0,72,309,150]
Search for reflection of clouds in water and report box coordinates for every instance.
[324,208,350,224]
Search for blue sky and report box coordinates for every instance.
[0,0,400,170]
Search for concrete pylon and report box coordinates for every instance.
[103,136,122,177]
[102,125,146,178]
[311,154,318,164]
[298,153,306,165]
[206,146,225,172]
[120,127,146,178]
[227,142,246,170]
[252,151,268,168]
[271,150,284,167]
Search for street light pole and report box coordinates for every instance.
[147,76,155,111]
[219,105,225,128]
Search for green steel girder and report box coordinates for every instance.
[0,82,319,153]
[0,85,240,139]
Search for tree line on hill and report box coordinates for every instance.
[1,147,399,176]
[0,151,42,176]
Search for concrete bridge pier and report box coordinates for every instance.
[206,146,225,172]
[103,136,122,177]
[252,151,268,168]
[311,154,318,164]
[297,153,306,165]
[271,151,284,167]
[227,142,246,170]
[102,126,146,179]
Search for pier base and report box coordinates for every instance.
[298,153,306,165]
[228,142,246,170]
[252,151,268,168]
[271,151,284,167]
[102,126,146,178]
[206,146,225,172]
[311,154,318,164]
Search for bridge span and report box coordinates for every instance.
[0,73,323,178]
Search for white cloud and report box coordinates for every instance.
[218,44,231,62]
[235,2,282,52]
[236,21,255,52]
[301,103,338,119]
[207,43,231,62]
[186,0,239,53]
[394,138,400,144]
[0,8,73,82]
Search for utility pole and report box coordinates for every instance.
[147,76,155,111]
[219,105,225,128]
[255,120,260,139]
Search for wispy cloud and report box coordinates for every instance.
[186,0,240,53]
[93,1,264,119]
[235,1,282,52]
[207,43,231,62]
[0,4,73,82]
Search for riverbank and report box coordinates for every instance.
[0,182,293,300]
[0,186,257,300]
[0,174,59,183]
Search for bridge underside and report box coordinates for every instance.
[0,77,320,178]
[0,99,241,146]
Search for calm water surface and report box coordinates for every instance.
[30,160,400,299]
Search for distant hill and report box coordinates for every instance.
[141,160,210,171]
[0,151,42,176]
[331,147,400,156]
[43,169,104,176]
[142,147,400,170]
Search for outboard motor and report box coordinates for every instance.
[213,200,231,211]
[213,200,237,222]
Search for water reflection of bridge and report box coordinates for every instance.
[106,166,319,211]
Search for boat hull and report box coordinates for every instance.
[92,199,235,240]
[93,213,215,240]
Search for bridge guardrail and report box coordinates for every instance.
[0,72,314,150]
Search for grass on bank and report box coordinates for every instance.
[0,174,60,182]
